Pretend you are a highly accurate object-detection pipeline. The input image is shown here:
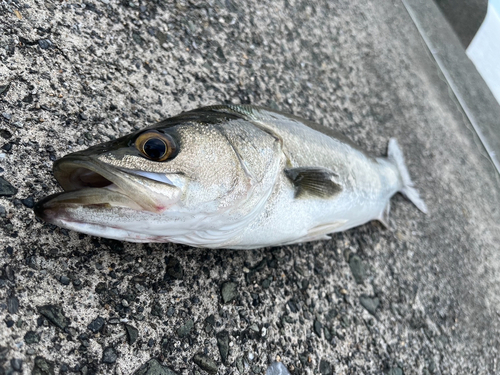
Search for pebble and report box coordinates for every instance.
[102,347,118,364]
[21,196,35,208]
[349,255,366,284]
[2,112,12,120]
[176,318,194,338]
[124,324,139,345]
[59,276,70,285]
[313,319,322,338]
[0,176,17,196]
[359,295,380,316]
[166,307,175,317]
[32,357,55,375]
[88,316,105,333]
[216,330,229,364]
[266,361,291,375]
[150,301,163,318]
[165,257,183,280]
[0,83,10,96]
[193,353,218,375]
[38,39,53,50]
[386,367,403,375]
[235,357,244,374]
[319,359,333,375]
[133,358,177,375]
[11,358,23,371]
[37,305,69,330]
[7,295,19,314]
[24,331,40,344]
[221,281,238,303]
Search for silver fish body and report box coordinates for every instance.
[35,105,427,249]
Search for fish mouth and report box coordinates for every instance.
[34,156,181,223]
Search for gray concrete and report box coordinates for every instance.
[0,0,499,374]
[434,0,487,47]
[404,0,500,178]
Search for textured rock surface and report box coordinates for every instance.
[1,0,500,374]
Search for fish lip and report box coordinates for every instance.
[35,155,181,219]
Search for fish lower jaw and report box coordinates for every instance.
[57,218,168,243]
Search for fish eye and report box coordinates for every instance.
[135,131,176,162]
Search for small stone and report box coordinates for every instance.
[386,367,403,375]
[221,281,238,303]
[124,324,139,345]
[7,295,19,314]
[0,176,17,196]
[59,276,70,285]
[102,346,118,364]
[165,257,183,280]
[38,39,53,49]
[0,83,10,96]
[32,356,55,375]
[266,361,291,375]
[88,316,105,333]
[0,205,6,217]
[0,346,9,361]
[37,305,69,330]
[313,319,322,338]
[166,307,175,317]
[193,353,218,375]
[177,318,194,338]
[151,301,163,318]
[24,331,40,344]
[319,359,333,375]
[216,330,229,364]
[324,326,332,341]
[236,357,244,374]
[21,196,35,208]
[359,295,380,316]
[261,277,272,289]
[11,358,23,371]
[2,112,11,120]
[133,359,177,375]
[349,255,366,284]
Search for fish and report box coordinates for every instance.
[34,105,427,249]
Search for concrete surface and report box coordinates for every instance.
[0,0,499,374]
[404,0,500,177]
[434,0,487,47]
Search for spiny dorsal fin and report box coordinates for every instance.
[285,167,342,199]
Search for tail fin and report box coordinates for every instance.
[387,138,428,214]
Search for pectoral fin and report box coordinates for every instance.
[285,167,342,199]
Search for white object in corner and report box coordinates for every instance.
[467,0,500,105]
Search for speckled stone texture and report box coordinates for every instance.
[1,0,499,374]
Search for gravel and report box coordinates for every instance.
[0,176,17,197]
[1,0,499,374]
[193,353,218,375]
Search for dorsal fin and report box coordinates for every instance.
[285,167,342,199]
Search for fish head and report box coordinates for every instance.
[35,111,282,243]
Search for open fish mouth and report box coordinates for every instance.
[34,156,181,223]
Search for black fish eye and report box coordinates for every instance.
[135,131,176,161]
[143,138,166,159]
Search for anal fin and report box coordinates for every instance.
[377,201,391,229]
[285,167,342,199]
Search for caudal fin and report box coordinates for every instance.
[387,138,428,214]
